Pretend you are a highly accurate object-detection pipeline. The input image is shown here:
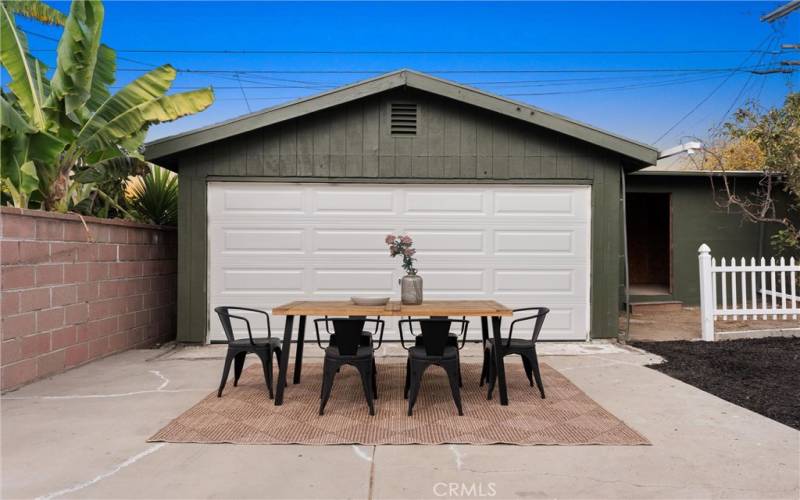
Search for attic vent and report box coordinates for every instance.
[390,102,418,135]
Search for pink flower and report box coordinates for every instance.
[400,235,412,245]
[403,248,416,257]
[385,234,396,244]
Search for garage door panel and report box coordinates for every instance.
[404,230,486,255]
[222,229,305,254]
[313,230,390,254]
[218,188,305,214]
[313,269,395,292]
[494,230,582,255]
[222,269,304,293]
[208,183,590,341]
[494,189,588,217]
[314,189,395,214]
[494,269,586,296]
[421,270,485,294]
[404,190,486,215]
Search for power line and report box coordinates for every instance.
[18,31,783,55]
[505,73,734,96]
[653,33,777,144]
[112,65,786,75]
[208,71,790,102]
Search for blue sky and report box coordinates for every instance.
[13,1,800,150]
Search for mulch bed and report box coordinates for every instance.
[631,337,800,430]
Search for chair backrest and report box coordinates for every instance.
[508,307,550,344]
[315,317,366,355]
[214,306,272,344]
[399,318,469,356]
[215,307,238,342]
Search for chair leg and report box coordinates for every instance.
[529,348,546,399]
[520,354,534,387]
[487,348,497,400]
[404,358,411,399]
[254,350,273,399]
[457,353,463,388]
[479,348,489,386]
[217,350,235,397]
[233,351,247,387]
[356,360,375,416]
[444,361,464,416]
[371,358,378,399]
[407,361,427,416]
[319,359,336,415]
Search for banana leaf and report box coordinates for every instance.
[49,0,104,120]
[0,94,36,135]
[0,3,48,128]
[73,156,150,184]
[86,43,116,112]
[76,64,178,149]
[78,65,213,151]
[3,0,66,26]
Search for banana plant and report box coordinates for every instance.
[0,0,214,213]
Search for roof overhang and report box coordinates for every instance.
[145,69,659,167]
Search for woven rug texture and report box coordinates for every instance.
[150,361,648,445]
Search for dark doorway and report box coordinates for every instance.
[626,193,671,295]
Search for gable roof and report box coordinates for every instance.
[145,69,659,166]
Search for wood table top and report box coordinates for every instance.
[271,299,513,317]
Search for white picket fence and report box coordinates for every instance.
[698,244,800,341]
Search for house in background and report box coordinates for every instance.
[144,69,778,343]
[624,169,790,310]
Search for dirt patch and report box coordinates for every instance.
[621,307,797,341]
[631,337,800,430]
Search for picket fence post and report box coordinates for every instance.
[698,244,715,341]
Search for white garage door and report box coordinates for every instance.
[207,183,591,342]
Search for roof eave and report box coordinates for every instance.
[145,69,658,167]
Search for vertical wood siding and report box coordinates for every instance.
[176,88,624,342]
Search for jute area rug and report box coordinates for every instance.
[150,362,648,445]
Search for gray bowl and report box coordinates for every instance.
[350,296,390,306]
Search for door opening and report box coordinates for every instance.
[626,192,671,296]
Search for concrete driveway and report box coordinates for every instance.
[2,344,798,500]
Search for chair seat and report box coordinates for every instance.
[325,345,374,359]
[409,345,459,360]
[331,332,373,347]
[487,338,534,350]
[414,333,458,347]
[228,337,281,348]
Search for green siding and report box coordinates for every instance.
[175,87,626,343]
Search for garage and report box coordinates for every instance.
[207,183,591,341]
[145,69,658,343]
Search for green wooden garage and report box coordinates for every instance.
[146,69,662,343]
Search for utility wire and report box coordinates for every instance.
[112,65,783,75]
[653,33,777,144]
[16,31,784,56]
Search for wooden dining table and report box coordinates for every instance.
[271,299,514,406]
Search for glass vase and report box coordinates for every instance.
[399,273,423,305]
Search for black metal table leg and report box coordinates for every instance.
[480,316,489,348]
[293,315,306,384]
[274,315,294,405]
[491,315,509,405]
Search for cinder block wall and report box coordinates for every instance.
[1,207,177,391]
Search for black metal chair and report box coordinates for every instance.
[215,306,282,399]
[399,317,469,416]
[409,315,467,387]
[315,317,384,416]
[481,307,549,400]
